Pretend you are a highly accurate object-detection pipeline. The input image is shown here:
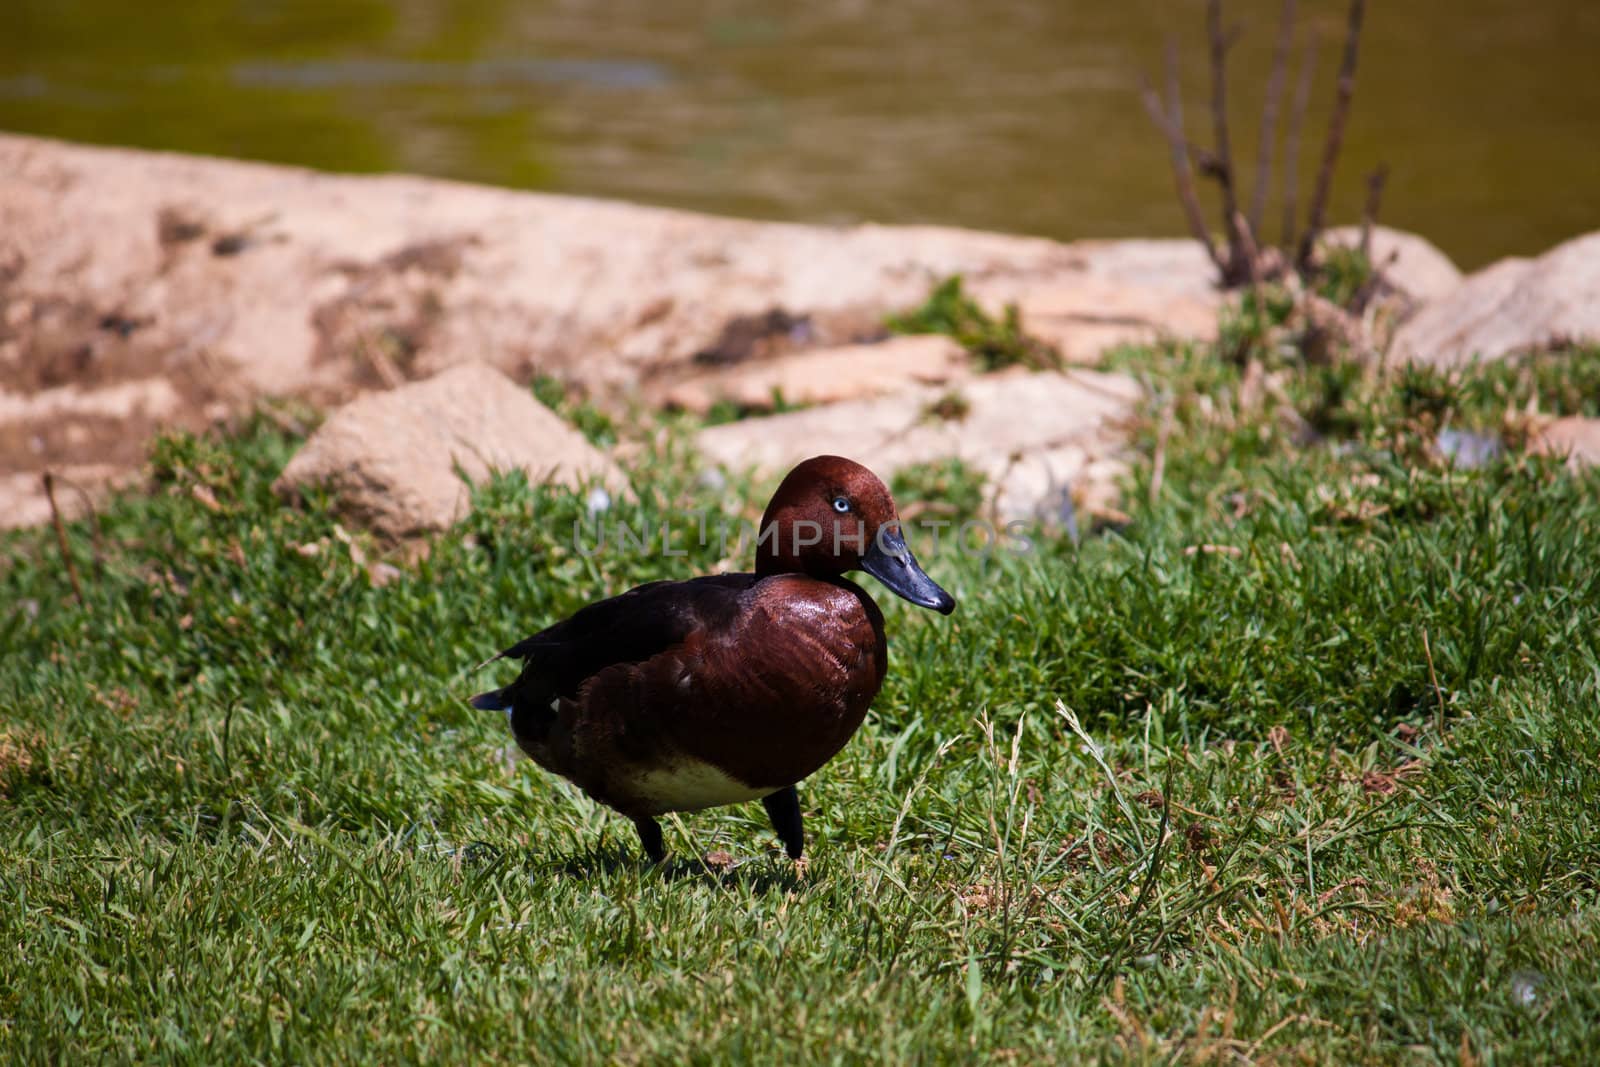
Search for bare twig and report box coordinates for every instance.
[1297,0,1367,269]
[1249,0,1298,238]
[42,471,85,605]
[1351,247,1398,315]
[1232,210,1267,316]
[1140,41,1224,274]
[1206,0,1246,280]
[1358,161,1390,261]
[1282,29,1320,251]
[1145,0,1374,296]
[55,474,106,577]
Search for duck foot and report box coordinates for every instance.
[762,786,805,860]
[632,816,666,864]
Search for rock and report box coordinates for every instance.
[1435,428,1505,470]
[977,228,1455,364]
[1391,231,1600,367]
[1526,416,1600,470]
[0,465,127,531]
[274,363,628,537]
[968,239,1222,363]
[1005,279,1219,364]
[986,442,1132,527]
[660,335,970,414]
[694,369,1141,523]
[0,132,1173,404]
[0,132,1221,527]
[973,238,1222,305]
[0,377,183,424]
[1322,226,1463,305]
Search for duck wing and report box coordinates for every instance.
[469,573,757,711]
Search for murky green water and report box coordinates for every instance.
[4,1,1598,268]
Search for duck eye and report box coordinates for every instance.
[831,496,851,513]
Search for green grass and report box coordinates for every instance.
[4,344,1600,1063]
[532,375,619,447]
[887,275,1060,373]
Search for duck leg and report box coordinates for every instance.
[762,786,805,860]
[632,816,666,864]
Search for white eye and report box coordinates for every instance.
[832,496,851,513]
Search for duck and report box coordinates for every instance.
[469,454,956,863]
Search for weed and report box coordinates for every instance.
[532,374,618,447]
[703,388,808,427]
[888,276,1060,372]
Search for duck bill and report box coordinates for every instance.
[861,525,956,614]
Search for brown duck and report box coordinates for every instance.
[470,455,956,862]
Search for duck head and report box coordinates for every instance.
[754,455,956,614]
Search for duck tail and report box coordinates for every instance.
[469,687,509,712]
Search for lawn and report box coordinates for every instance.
[3,341,1598,1063]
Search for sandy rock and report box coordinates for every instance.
[661,335,970,413]
[274,363,628,537]
[1004,278,1219,364]
[973,238,1222,305]
[968,238,1221,363]
[1323,226,1463,305]
[0,465,127,531]
[0,371,188,529]
[0,132,1141,404]
[0,377,182,424]
[1527,416,1600,470]
[694,369,1141,522]
[0,132,1229,528]
[986,443,1132,528]
[1391,231,1600,366]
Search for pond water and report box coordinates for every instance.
[4,0,1598,268]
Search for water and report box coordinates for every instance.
[4,0,1598,269]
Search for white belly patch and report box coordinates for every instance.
[632,760,770,813]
